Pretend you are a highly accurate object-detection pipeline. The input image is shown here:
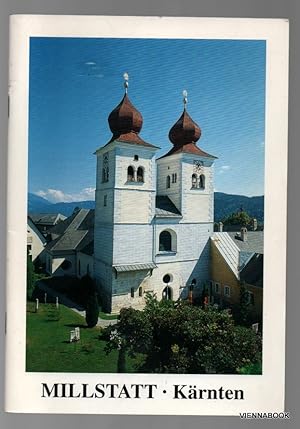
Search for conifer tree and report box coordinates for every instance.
[85,293,99,328]
[27,255,35,300]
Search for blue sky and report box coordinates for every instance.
[29,37,265,202]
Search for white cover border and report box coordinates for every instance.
[5,15,289,415]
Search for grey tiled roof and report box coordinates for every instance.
[47,230,88,252]
[211,231,264,283]
[114,263,157,272]
[211,233,240,278]
[47,212,78,236]
[29,213,66,225]
[227,231,264,254]
[46,209,94,253]
[240,253,263,287]
[155,196,182,217]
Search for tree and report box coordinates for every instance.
[222,210,251,226]
[85,293,99,328]
[78,274,97,307]
[104,294,261,374]
[27,255,36,300]
[235,282,250,326]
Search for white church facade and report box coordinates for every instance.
[93,77,217,313]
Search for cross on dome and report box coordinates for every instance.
[169,90,201,147]
[183,89,188,108]
[123,72,129,93]
[160,90,216,159]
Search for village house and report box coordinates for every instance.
[29,213,66,235]
[210,228,263,322]
[44,208,94,278]
[27,216,47,262]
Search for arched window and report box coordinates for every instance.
[192,174,197,188]
[137,166,144,182]
[162,286,172,300]
[102,153,109,182]
[138,287,143,297]
[127,166,135,182]
[166,175,171,188]
[199,174,205,189]
[190,278,197,291]
[159,230,172,251]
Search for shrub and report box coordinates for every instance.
[104,295,262,374]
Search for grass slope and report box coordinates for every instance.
[26,303,137,373]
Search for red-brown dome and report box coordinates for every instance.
[159,103,216,159]
[108,94,143,136]
[169,108,201,147]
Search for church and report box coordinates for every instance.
[93,75,217,313]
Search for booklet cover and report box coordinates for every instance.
[5,15,288,415]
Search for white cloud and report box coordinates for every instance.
[218,165,231,175]
[78,61,104,78]
[35,187,95,203]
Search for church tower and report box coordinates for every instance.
[157,90,216,222]
[94,74,158,312]
[153,91,217,301]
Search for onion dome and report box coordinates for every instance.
[162,90,216,159]
[106,73,157,148]
[108,93,143,136]
[169,109,201,146]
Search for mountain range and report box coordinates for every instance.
[28,192,264,222]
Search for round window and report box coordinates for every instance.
[163,274,173,284]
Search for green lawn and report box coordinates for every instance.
[26,303,139,373]
[99,310,119,320]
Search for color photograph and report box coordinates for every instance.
[26,36,265,375]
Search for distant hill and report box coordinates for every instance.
[50,200,95,216]
[28,192,264,221]
[28,193,95,217]
[28,193,52,213]
[214,192,264,222]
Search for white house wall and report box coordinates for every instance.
[46,252,76,277]
[114,146,156,190]
[27,220,46,262]
[113,224,154,265]
[156,155,182,210]
[94,258,113,311]
[114,190,153,223]
[155,222,213,262]
[110,255,211,313]
[181,158,214,223]
[76,252,94,278]
[94,225,113,264]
